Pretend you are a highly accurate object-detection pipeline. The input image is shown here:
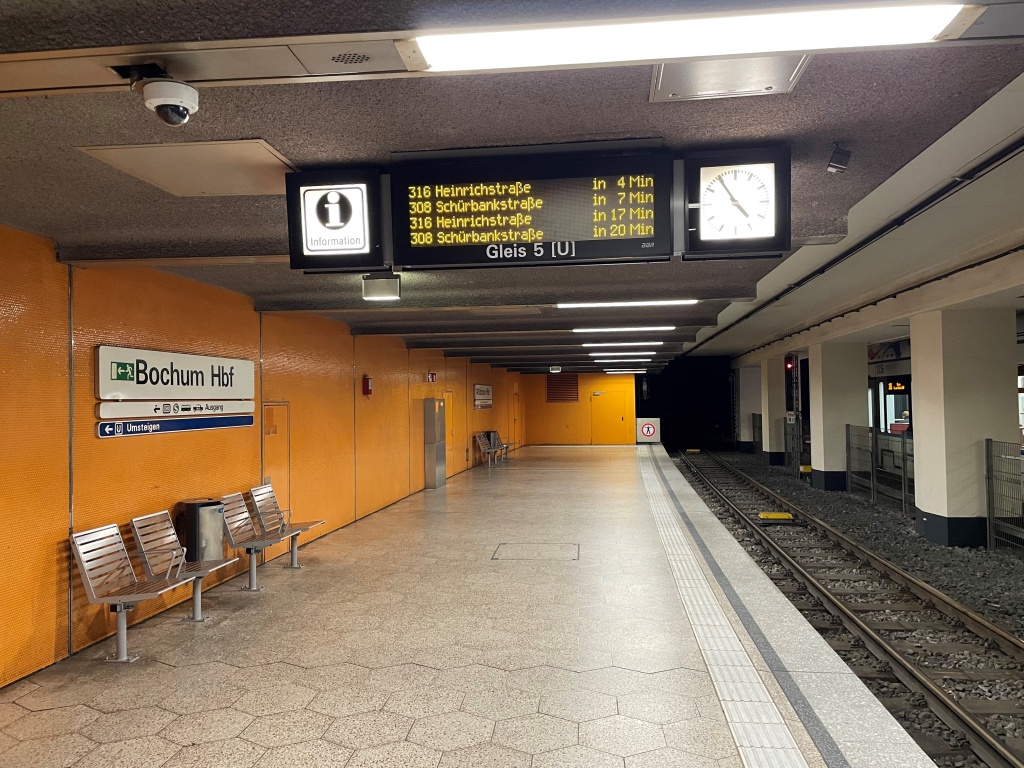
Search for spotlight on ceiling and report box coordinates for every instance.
[362,272,401,301]
[550,365,562,373]
[827,143,852,173]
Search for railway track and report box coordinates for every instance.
[677,450,1024,768]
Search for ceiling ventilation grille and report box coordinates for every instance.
[546,374,579,403]
[331,52,371,65]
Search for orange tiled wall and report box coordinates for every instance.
[523,372,636,445]
[0,226,70,687]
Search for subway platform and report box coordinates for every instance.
[0,446,931,768]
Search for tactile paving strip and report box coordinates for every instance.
[639,449,809,768]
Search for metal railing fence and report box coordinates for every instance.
[986,439,1024,552]
[846,425,915,515]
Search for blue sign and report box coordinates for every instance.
[97,414,254,438]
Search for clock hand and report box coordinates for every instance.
[718,177,749,218]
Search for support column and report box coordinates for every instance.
[809,342,867,491]
[735,366,761,453]
[761,356,786,465]
[911,309,1018,547]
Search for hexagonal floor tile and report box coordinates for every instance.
[295,663,371,692]
[625,747,720,767]
[533,745,624,768]
[505,666,579,693]
[79,707,178,743]
[663,718,738,760]
[160,708,254,746]
[435,665,509,691]
[2,704,99,740]
[648,669,715,698]
[241,709,334,749]
[0,733,95,768]
[408,711,494,751]
[308,685,389,718]
[438,743,531,768]
[161,737,266,768]
[0,704,26,730]
[386,686,465,718]
[160,682,243,715]
[323,710,413,749]
[492,714,578,754]
[73,736,180,768]
[540,689,618,722]
[368,664,438,691]
[577,668,653,696]
[580,715,666,756]
[462,688,539,721]
[252,739,354,768]
[617,692,698,724]
[346,741,441,768]
[233,684,316,717]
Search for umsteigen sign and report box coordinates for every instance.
[97,346,255,401]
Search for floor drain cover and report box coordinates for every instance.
[492,543,579,560]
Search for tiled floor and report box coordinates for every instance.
[0,447,827,768]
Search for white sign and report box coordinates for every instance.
[473,384,493,410]
[300,184,369,255]
[97,400,256,419]
[98,346,255,401]
[636,417,661,443]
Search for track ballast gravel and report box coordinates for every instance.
[711,452,1024,639]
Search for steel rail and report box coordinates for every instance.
[678,451,1024,768]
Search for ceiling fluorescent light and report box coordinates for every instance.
[573,326,675,333]
[557,299,699,309]
[605,370,647,374]
[414,4,967,72]
[593,358,652,363]
[582,341,665,347]
[589,351,656,357]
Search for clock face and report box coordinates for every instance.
[698,163,776,241]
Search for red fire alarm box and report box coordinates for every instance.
[362,375,373,396]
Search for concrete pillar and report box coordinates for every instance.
[735,366,761,453]
[911,309,1018,547]
[761,356,786,465]
[809,342,867,491]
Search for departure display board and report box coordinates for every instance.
[391,153,672,268]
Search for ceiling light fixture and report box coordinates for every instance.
[593,358,652,363]
[556,299,699,309]
[582,341,665,347]
[572,326,675,333]
[362,272,401,301]
[589,351,656,357]
[604,369,648,374]
[413,4,968,72]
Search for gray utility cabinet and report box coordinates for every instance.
[424,398,446,489]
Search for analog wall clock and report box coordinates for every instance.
[683,147,790,258]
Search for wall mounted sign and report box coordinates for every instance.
[682,146,791,258]
[97,414,254,438]
[285,168,385,271]
[636,417,661,443]
[390,152,672,268]
[97,400,256,419]
[474,384,493,409]
[97,346,255,400]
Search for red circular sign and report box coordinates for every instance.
[641,422,657,437]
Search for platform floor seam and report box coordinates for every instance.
[639,449,810,768]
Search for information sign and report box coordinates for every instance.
[97,346,255,401]
[391,153,672,268]
[97,400,256,420]
[97,415,254,438]
[474,384,493,410]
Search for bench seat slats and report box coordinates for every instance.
[248,485,324,537]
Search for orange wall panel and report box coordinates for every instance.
[408,349,447,492]
[70,267,261,651]
[444,358,469,475]
[0,227,70,686]
[261,313,356,552]
[467,363,495,465]
[523,373,636,445]
[354,336,411,518]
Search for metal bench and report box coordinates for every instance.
[248,484,325,569]
[130,511,238,622]
[475,431,502,466]
[70,524,195,662]
[488,430,514,460]
[221,492,295,591]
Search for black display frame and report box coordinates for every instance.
[390,152,673,269]
[285,168,387,272]
[683,146,791,259]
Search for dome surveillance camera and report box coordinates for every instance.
[142,80,199,127]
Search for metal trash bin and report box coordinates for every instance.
[174,497,225,563]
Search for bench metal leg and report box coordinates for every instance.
[183,577,209,622]
[285,535,303,569]
[105,605,138,663]
[241,550,264,592]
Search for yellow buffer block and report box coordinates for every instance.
[759,512,794,521]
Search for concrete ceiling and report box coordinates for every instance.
[1,2,1023,372]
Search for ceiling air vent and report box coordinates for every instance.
[651,55,810,102]
[288,41,411,75]
[332,53,371,65]
[546,374,579,403]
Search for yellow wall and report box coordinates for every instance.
[523,373,636,445]
[0,223,526,687]
[0,226,70,684]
